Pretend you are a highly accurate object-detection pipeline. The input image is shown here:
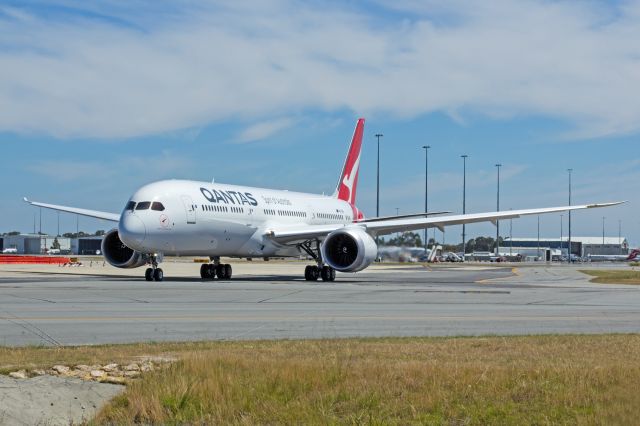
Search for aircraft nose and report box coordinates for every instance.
[119,214,146,248]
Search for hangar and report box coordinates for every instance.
[503,236,628,258]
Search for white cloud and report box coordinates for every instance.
[0,1,639,139]
[24,151,193,183]
[235,118,293,143]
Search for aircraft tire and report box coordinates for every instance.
[224,264,232,279]
[217,264,229,280]
[200,264,209,279]
[321,266,331,281]
[305,265,319,281]
[145,268,153,281]
[208,264,217,279]
[153,268,164,282]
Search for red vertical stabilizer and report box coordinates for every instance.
[334,118,365,206]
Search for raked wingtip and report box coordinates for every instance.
[586,201,626,208]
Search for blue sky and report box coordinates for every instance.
[1,0,639,245]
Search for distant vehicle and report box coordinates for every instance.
[378,246,426,263]
[2,248,17,254]
[444,252,463,262]
[48,249,61,255]
[569,254,583,263]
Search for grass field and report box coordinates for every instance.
[580,269,640,284]
[3,335,640,424]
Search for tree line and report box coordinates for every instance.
[378,231,505,252]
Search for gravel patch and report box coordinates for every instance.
[0,374,123,425]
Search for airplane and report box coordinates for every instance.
[587,249,640,262]
[24,118,623,282]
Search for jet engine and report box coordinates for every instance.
[101,229,148,268]
[321,227,377,272]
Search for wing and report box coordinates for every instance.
[23,198,120,222]
[357,211,451,223]
[267,202,624,244]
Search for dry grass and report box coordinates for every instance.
[78,335,640,424]
[580,269,640,284]
[3,336,639,424]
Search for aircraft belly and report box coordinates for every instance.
[172,219,256,256]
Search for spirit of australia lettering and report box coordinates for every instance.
[261,196,292,206]
[200,187,258,206]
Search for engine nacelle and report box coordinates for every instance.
[321,227,377,272]
[101,229,148,269]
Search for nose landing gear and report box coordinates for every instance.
[145,255,163,282]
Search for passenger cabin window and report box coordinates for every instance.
[151,202,165,211]
[136,201,151,210]
[125,201,136,211]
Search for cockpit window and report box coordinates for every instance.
[136,201,151,210]
[151,202,165,211]
[125,201,136,211]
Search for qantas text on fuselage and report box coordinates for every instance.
[24,118,623,282]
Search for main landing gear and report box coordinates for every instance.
[304,265,335,281]
[145,255,163,282]
[299,240,336,282]
[200,257,233,280]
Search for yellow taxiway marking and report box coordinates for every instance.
[475,267,520,284]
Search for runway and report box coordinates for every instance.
[1,262,640,346]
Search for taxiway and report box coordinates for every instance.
[1,262,639,346]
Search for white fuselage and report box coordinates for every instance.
[118,180,355,258]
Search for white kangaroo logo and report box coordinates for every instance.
[341,152,360,204]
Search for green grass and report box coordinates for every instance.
[4,336,640,424]
[580,269,640,284]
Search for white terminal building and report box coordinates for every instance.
[502,236,629,260]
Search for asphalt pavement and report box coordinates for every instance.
[1,262,639,346]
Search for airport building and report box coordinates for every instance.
[0,234,106,255]
[503,236,628,258]
[70,236,104,255]
[1,234,72,254]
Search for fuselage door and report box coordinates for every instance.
[181,195,197,224]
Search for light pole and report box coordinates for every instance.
[495,163,502,255]
[567,168,573,260]
[39,208,42,235]
[396,207,399,216]
[537,216,540,260]
[375,134,383,219]
[509,208,513,256]
[57,211,60,237]
[619,219,622,255]
[375,133,383,245]
[422,145,430,252]
[560,214,564,257]
[461,154,468,258]
[602,216,605,247]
